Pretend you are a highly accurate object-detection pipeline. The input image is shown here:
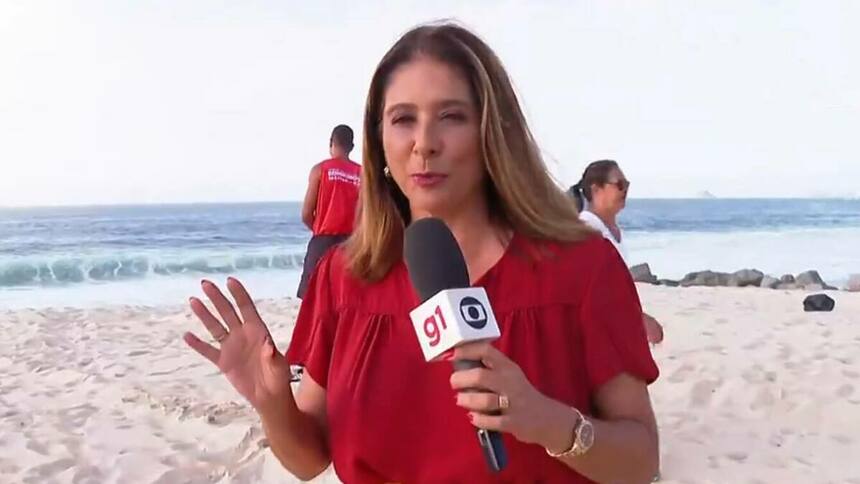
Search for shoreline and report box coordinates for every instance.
[0,274,858,316]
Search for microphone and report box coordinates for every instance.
[404,217,508,473]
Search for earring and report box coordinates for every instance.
[383,166,391,178]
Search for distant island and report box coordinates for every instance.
[696,190,717,199]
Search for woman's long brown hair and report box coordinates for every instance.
[346,22,592,281]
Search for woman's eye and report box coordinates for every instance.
[392,115,415,125]
[441,112,466,121]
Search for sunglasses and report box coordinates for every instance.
[606,179,630,192]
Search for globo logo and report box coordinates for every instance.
[459,296,488,329]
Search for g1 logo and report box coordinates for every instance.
[424,306,447,347]
[459,296,488,329]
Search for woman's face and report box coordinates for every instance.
[591,167,630,213]
[380,56,485,220]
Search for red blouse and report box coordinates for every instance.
[286,233,659,483]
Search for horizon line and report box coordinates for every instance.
[2,195,859,210]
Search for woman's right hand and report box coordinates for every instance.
[184,277,293,414]
[642,312,664,345]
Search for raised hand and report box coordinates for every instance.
[184,277,293,413]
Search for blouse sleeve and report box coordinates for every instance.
[578,211,604,233]
[580,240,659,390]
[285,250,339,388]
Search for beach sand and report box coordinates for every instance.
[1,286,858,483]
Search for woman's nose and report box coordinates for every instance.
[412,119,441,160]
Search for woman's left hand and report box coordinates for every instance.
[449,341,576,450]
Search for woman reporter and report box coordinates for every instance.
[184,22,660,483]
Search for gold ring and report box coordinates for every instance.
[498,394,510,410]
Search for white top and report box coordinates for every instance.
[579,210,628,264]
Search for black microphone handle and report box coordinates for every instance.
[452,359,509,473]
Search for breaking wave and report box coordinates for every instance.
[0,251,306,288]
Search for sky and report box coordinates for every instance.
[1,0,858,207]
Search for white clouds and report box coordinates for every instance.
[1,0,858,206]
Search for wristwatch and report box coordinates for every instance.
[546,407,595,458]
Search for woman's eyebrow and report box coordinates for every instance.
[384,103,415,117]
[384,99,472,117]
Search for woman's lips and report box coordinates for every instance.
[410,173,448,188]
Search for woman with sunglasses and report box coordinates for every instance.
[569,160,664,345]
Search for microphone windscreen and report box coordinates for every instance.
[404,218,470,302]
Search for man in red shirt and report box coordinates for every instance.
[297,124,361,298]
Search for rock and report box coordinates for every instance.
[846,274,860,292]
[727,269,764,287]
[630,263,658,284]
[796,270,825,288]
[777,283,799,290]
[780,274,796,284]
[803,294,835,312]
[658,279,680,287]
[760,275,780,289]
[680,270,731,287]
[804,283,824,291]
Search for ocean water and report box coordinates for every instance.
[1,199,858,309]
[0,203,307,309]
[621,199,859,286]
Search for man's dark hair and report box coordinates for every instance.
[330,124,354,152]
